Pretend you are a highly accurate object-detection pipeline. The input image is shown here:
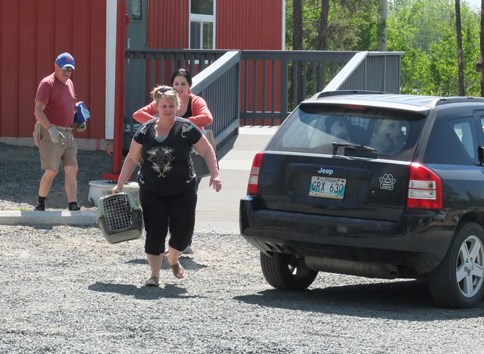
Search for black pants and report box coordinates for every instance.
[140,183,197,255]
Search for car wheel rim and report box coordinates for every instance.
[287,258,304,277]
[287,259,297,275]
[455,235,484,298]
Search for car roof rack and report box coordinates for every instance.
[314,91,484,107]
[433,96,484,106]
[315,90,386,99]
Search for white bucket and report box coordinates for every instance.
[88,180,140,206]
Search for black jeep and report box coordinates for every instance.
[240,91,484,308]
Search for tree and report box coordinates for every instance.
[455,0,465,95]
[388,0,479,95]
[285,0,480,96]
[292,0,304,102]
[480,0,484,96]
[293,0,303,50]
[317,0,330,50]
[377,0,388,50]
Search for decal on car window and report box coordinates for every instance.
[379,173,396,190]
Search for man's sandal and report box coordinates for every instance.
[144,276,160,287]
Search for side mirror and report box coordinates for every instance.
[478,146,484,165]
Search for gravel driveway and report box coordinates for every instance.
[1,142,484,353]
[0,142,113,211]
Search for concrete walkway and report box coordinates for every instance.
[0,126,277,233]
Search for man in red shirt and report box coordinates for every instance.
[33,52,83,211]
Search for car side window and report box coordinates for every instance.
[480,117,484,138]
[452,121,476,159]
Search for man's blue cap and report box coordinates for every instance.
[55,52,75,70]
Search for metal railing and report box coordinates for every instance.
[189,51,241,147]
[124,49,403,149]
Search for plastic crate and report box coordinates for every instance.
[97,192,143,244]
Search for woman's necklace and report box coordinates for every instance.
[155,135,167,143]
[176,104,188,116]
[155,119,174,142]
[178,93,190,106]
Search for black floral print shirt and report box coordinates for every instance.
[133,117,202,196]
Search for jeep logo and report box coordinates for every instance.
[317,167,334,175]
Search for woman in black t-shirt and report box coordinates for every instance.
[113,86,221,287]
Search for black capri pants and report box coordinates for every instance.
[140,182,197,255]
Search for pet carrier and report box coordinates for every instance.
[191,129,217,177]
[97,192,143,244]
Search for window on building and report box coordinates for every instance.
[131,0,142,21]
[189,0,215,49]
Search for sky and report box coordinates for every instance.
[465,0,481,11]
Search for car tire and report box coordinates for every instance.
[429,222,484,308]
[260,252,318,290]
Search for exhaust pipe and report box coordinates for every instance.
[305,256,399,279]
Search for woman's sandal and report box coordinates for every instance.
[169,262,185,279]
[144,276,160,287]
[163,254,185,279]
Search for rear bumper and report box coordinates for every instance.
[239,196,455,274]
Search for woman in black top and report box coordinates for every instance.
[113,86,221,287]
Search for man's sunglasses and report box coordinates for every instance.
[59,66,74,72]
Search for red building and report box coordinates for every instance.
[0,0,284,149]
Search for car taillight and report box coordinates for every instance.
[247,152,264,195]
[406,162,442,209]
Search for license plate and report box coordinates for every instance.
[309,176,346,199]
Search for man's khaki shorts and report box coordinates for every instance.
[33,123,78,171]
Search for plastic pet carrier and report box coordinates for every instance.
[97,192,143,244]
[191,130,217,178]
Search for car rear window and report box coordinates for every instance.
[268,103,427,161]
